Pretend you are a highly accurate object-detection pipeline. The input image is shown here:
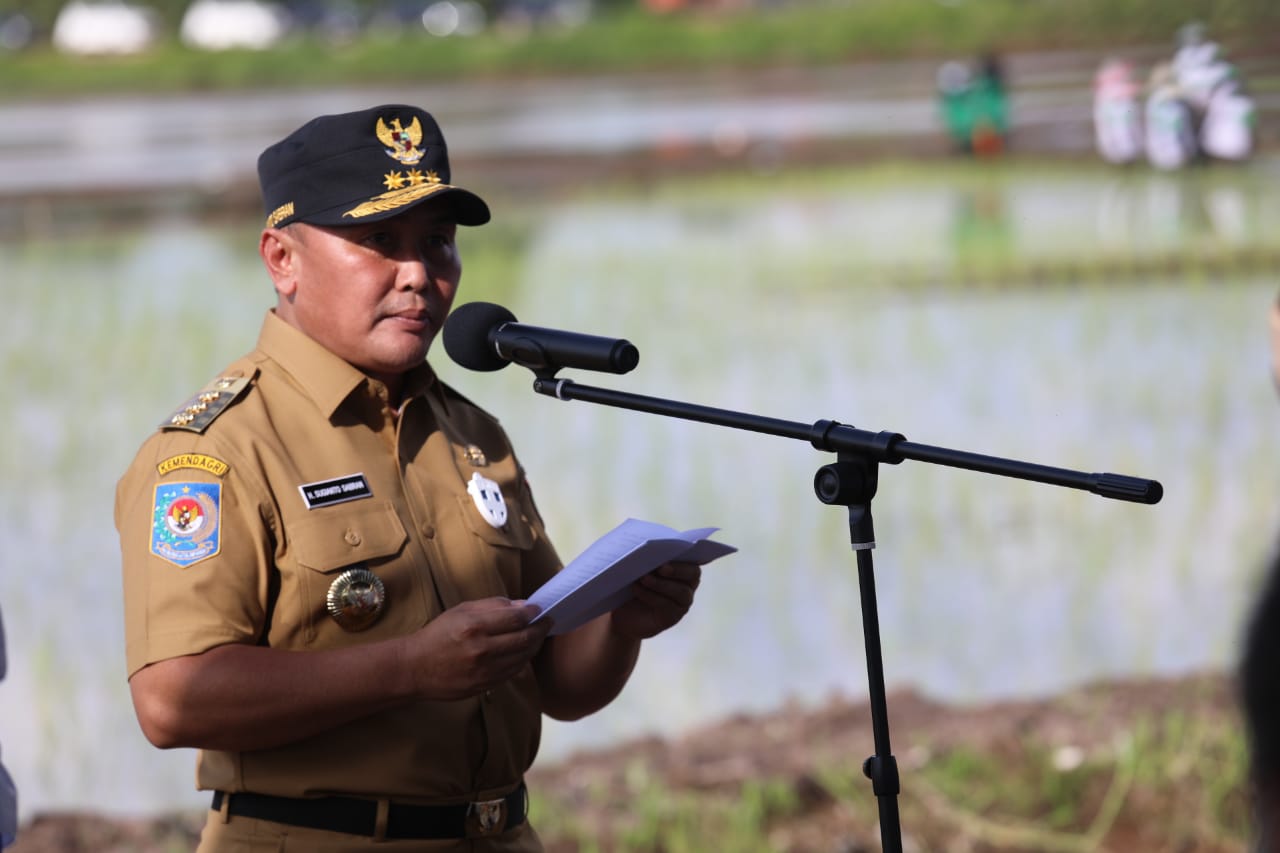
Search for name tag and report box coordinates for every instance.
[299,474,372,509]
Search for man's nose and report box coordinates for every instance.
[396,247,432,290]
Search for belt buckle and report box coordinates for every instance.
[467,797,506,837]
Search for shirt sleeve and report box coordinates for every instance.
[115,431,275,676]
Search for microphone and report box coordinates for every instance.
[443,301,640,375]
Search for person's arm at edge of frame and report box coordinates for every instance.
[127,596,550,753]
[532,561,702,721]
[0,604,16,850]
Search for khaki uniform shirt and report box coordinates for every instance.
[116,310,562,806]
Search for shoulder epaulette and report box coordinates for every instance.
[160,372,255,434]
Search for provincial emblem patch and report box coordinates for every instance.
[151,482,222,568]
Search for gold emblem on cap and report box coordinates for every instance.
[383,169,440,191]
[326,567,386,631]
[343,181,450,220]
[463,444,488,467]
[376,116,425,165]
[265,201,294,228]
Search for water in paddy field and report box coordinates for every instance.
[2,157,1279,821]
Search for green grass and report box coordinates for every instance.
[528,701,1251,852]
[906,706,1248,850]
[529,760,806,852]
[1,0,1277,100]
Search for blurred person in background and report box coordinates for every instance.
[1092,57,1144,166]
[1172,20,1227,121]
[1143,62,1197,171]
[935,54,1008,158]
[936,59,975,154]
[1241,530,1280,852]
[0,605,15,849]
[969,52,1009,157]
[1200,66,1257,163]
[114,104,702,853]
[1239,293,1280,851]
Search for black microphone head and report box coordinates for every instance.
[443,301,517,372]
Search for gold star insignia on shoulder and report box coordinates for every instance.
[161,374,254,434]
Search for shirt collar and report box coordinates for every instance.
[403,359,448,413]
[256,310,444,419]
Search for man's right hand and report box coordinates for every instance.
[402,598,550,701]
[128,597,551,752]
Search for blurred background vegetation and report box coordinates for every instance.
[0,0,1277,98]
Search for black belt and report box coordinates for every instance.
[210,782,527,840]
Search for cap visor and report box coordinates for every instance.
[299,185,491,227]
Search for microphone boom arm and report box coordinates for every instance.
[532,376,1162,504]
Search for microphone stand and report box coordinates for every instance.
[528,374,1162,853]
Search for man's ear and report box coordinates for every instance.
[260,227,299,299]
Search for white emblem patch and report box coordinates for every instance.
[467,472,508,529]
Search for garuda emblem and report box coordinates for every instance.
[376,116,425,165]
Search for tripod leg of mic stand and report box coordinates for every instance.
[856,543,902,853]
[815,456,903,851]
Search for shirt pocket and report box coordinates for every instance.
[289,500,415,643]
[451,492,535,599]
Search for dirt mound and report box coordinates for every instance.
[527,671,1247,852]
[8,671,1249,852]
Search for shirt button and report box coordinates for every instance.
[344,529,362,546]
[420,524,435,539]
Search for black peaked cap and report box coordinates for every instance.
[257,104,490,229]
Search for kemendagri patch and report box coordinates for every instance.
[157,453,229,477]
[151,482,221,567]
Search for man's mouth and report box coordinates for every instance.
[383,305,433,330]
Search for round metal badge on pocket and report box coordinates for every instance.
[326,566,386,631]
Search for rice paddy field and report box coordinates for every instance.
[2,154,1278,832]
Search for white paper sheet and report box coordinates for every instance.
[528,518,736,635]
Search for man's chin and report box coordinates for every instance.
[361,342,433,377]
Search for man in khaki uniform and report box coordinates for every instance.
[115,104,702,852]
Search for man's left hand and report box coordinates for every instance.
[610,561,702,640]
